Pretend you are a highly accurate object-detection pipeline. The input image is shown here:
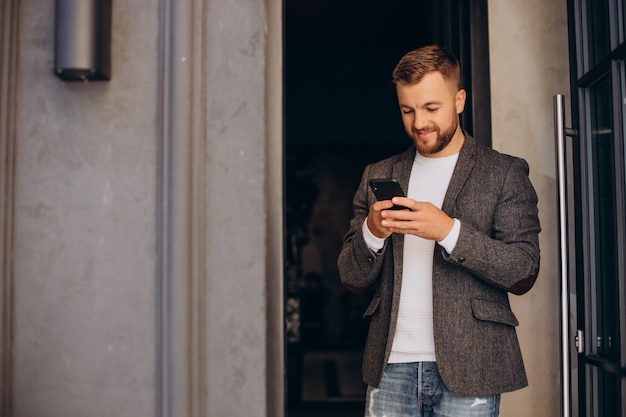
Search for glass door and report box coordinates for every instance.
[563,0,626,415]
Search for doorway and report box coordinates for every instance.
[283,1,492,415]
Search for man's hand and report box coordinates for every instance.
[366,200,397,239]
[379,196,454,241]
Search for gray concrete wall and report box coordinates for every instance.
[7,0,279,416]
[488,0,570,415]
[13,1,159,415]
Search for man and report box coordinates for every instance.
[337,45,541,417]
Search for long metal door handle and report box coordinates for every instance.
[553,94,577,417]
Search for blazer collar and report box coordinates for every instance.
[392,133,477,207]
[391,133,478,215]
[442,133,477,214]
[392,146,416,197]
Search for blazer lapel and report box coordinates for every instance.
[442,134,477,215]
[393,146,415,196]
[390,146,415,290]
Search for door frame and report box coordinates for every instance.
[281,0,493,413]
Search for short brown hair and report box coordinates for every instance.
[392,45,461,89]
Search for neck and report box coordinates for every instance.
[445,127,465,155]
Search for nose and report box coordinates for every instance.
[412,110,427,131]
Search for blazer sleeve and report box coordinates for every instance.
[337,164,388,292]
[442,156,541,295]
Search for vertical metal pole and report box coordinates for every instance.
[554,93,577,417]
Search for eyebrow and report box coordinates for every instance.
[400,101,443,108]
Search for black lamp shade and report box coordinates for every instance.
[54,0,111,81]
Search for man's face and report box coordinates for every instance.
[396,72,466,157]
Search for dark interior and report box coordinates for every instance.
[284,2,487,415]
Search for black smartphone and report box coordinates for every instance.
[368,178,407,210]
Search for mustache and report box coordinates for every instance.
[414,126,438,134]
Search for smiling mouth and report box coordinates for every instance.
[415,130,436,139]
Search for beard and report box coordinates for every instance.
[410,115,459,156]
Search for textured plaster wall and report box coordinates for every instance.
[13,1,160,416]
[488,0,570,416]
[11,0,273,416]
[203,0,270,415]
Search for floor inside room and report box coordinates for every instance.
[288,350,366,417]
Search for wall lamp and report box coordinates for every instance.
[54,0,112,81]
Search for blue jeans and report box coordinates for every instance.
[364,362,500,417]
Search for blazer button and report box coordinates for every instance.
[367,256,374,263]
[458,256,466,263]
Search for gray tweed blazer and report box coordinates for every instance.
[337,134,541,396]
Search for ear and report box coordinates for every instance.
[455,89,467,114]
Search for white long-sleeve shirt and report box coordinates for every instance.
[363,151,459,363]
